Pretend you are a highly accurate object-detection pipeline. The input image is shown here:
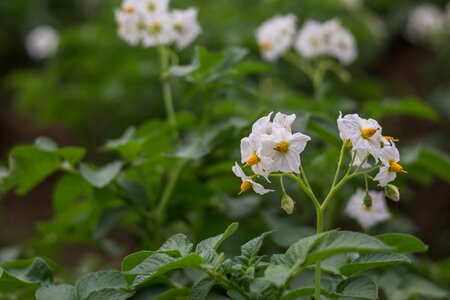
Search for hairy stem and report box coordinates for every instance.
[315,208,324,299]
[156,159,187,218]
[158,46,178,133]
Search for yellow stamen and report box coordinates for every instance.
[389,161,404,173]
[246,153,260,166]
[240,181,252,193]
[275,141,289,153]
[259,40,271,51]
[361,127,377,139]
[124,6,135,14]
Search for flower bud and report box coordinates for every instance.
[384,184,400,202]
[281,193,295,214]
[363,192,372,209]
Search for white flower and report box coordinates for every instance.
[137,0,170,17]
[374,146,405,187]
[115,10,144,46]
[345,189,391,229]
[272,112,296,132]
[406,4,445,43]
[25,25,59,60]
[141,12,175,47]
[260,127,311,173]
[295,20,327,59]
[120,0,141,13]
[171,8,201,49]
[240,134,273,180]
[232,163,273,195]
[337,113,384,163]
[256,14,297,62]
[327,27,357,65]
[251,112,273,136]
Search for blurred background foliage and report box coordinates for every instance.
[0,0,449,298]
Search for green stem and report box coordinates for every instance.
[331,142,347,187]
[315,208,324,300]
[156,159,186,218]
[203,269,252,300]
[158,46,177,133]
[285,173,320,211]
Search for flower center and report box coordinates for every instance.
[361,127,377,139]
[124,6,135,14]
[148,22,162,35]
[275,141,289,153]
[246,153,260,166]
[240,181,252,193]
[389,160,404,173]
[259,40,271,51]
[147,2,156,11]
[174,23,184,33]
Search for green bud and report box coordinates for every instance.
[384,184,400,202]
[363,192,372,209]
[343,139,352,149]
[281,193,295,214]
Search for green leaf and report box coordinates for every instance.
[35,136,59,151]
[262,264,291,288]
[196,222,239,254]
[53,174,93,213]
[241,231,273,261]
[56,147,86,165]
[79,161,124,188]
[94,207,129,239]
[159,234,193,256]
[336,276,378,299]
[339,252,411,276]
[152,288,190,300]
[7,146,61,195]
[190,277,217,300]
[0,257,53,283]
[284,232,329,267]
[127,253,205,288]
[75,270,128,300]
[376,233,428,253]
[172,137,209,160]
[305,231,392,265]
[417,148,450,183]
[84,288,134,300]
[36,284,76,300]
[363,97,439,121]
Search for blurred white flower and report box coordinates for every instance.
[232,163,273,195]
[25,25,59,60]
[345,189,391,229]
[260,127,311,173]
[406,4,445,43]
[327,26,357,65]
[115,10,144,46]
[374,146,405,187]
[256,14,297,62]
[171,8,201,49]
[294,20,326,59]
[141,13,175,47]
[251,112,273,136]
[295,18,357,64]
[137,0,170,17]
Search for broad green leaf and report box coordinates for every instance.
[84,288,134,300]
[417,148,450,183]
[159,234,193,256]
[127,253,205,288]
[336,276,377,299]
[7,146,61,195]
[305,231,392,265]
[0,257,53,283]
[376,233,427,253]
[35,136,58,151]
[79,161,124,188]
[339,252,411,276]
[56,147,86,166]
[281,287,332,300]
[75,270,128,300]
[363,98,439,121]
[281,276,336,300]
[190,277,217,300]
[262,264,291,287]
[196,222,239,254]
[152,288,190,300]
[94,207,129,239]
[172,137,209,160]
[284,232,329,267]
[241,231,273,261]
[36,284,76,300]
[53,174,93,213]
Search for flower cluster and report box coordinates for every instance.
[405,4,448,44]
[345,189,390,229]
[25,25,59,60]
[115,0,201,49]
[295,19,357,65]
[337,113,406,187]
[256,15,357,64]
[232,112,311,194]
